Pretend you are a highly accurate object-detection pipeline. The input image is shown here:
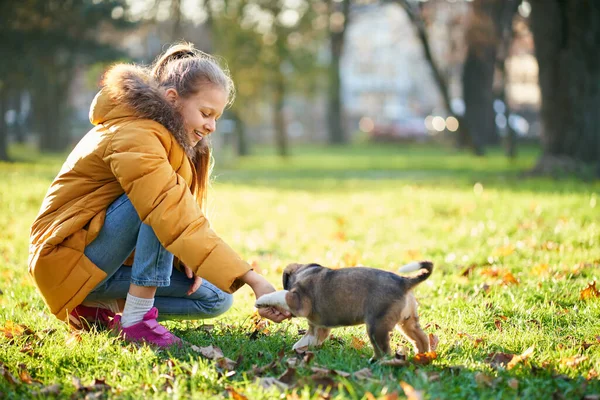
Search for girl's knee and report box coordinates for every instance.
[210,292,233,317]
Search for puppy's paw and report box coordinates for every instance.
[292,333,319,350]
[254,290,291,311]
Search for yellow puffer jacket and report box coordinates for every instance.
[28,64,251,321]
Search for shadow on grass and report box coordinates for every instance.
[162,321,598,399]
[5,142,599,195]
[214,144,599,195]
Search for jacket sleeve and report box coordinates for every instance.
[103,123,250,293]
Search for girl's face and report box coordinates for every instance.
[167,85,228,146]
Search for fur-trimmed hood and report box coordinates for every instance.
[89,64,203,161]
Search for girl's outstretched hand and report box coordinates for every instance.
[241,270,292,323]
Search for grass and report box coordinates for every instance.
[1,142,599,399]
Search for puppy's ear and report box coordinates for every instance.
[283,263,302,290]
[283,271,291,290]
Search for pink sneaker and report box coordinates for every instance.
[113,307,182,348]
[68,305,115,331]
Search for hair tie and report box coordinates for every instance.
[170,50,196,61]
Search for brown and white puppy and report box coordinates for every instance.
[255,261,433,360]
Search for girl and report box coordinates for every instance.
[28,43,290,348]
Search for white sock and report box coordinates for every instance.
[120,294,154,328]
[81,299,121,314]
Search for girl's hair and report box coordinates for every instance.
[150,42,235,209]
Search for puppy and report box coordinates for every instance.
[255,261,433,360]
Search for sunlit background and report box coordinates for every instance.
[0,0,597,173]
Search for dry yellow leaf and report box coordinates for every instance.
[494,244,515,257]
[507,345,534,370]
[350,336,366,350]
[580,281,600,300]
[502,272,519,286]
[399,381,424,400]
[560,355,588,368]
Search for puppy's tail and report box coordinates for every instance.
[397,261,434,289]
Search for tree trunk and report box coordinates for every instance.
[171,0,183,41]
[462,0,505,155]
[231,110,248,156]
[36,65,71,152]
[0,86,10,161]
[530,0,600,176]
[327,0,349,145]
[462,49,496,154]
[11,89,26,144]
[396,0,470,150]
[496,0,521,159]
[273,66,288,157]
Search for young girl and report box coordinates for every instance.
[28,43,290,348]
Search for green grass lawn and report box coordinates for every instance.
[1,142,599,399]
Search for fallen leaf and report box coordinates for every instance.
[302,351,315,364]
[486,352,515,368]
[583,395,600,400]
[18,364,41,385]
[532,263,550,276]
[72,376,111,395]
[353,368,373,380]
[216,357,237,371]
[199,324,214,333]
[428,334,439,351]
[494,320,503,332]
[475,372,496,388]
[494,244,515,257]
[333,369,351,378]
[0,363,18,385]
[2,321,34,339]
[560,355,587,368]
[308,374,337,391]
[39,384,61,395]
[580,281,600,300]
[225,386,249,400]
[412,352,437,365]
[351,336,366,350]
[278,367,297,385]
[333,231,346,241]
[528,319,542,328]
[507,346,535,370]
[423,322,441,331]
[310,367,331,375]
[481,267,501,278]
[502,272,519,286]
[507,378,519,390]
[587,369,598,380]
[379,358,409,367]
[257,377,289,391]
[65,331,82,347]
[460,264,477,277]
[191,344,224,360]
[399,381,424,400]
[457,332,475,340]
[20,343,38,358]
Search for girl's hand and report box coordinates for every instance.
[241,270,292,323]
[183,265,203,296]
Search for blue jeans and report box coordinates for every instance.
[83,193,233,320]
